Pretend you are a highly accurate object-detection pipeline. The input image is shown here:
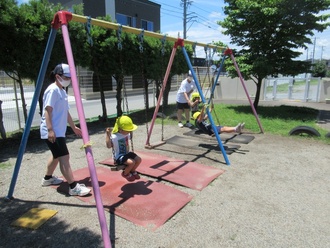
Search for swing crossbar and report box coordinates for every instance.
[144,141,166,149]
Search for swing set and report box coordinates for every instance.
[6,11,264,248]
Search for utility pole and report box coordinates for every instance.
[312,37,316,64]
[181,0,192,39]
[321,46,324,61]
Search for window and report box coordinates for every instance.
[116,13,136,27]
[141,19,154,31]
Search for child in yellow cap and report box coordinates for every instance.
[190,92,202,116]
[193,105,245,135]
[105,116,141,182]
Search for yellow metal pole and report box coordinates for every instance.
[71,13,226,50]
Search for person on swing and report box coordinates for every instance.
[190,92,202,116]
[105,116,141,182]
[193,104,245,135]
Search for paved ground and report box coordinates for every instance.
[0,99,329,248]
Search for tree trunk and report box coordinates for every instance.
[93,66,107,122]
[144,77,149,110]
[163,76,172,107]
[17,78,28,123]
[253,78,263,110]
[0,100,6,139]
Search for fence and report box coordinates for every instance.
[0,79,38,134]
[1,72,327,136]
[263,77,322,102]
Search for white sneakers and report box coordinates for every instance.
[178,122,194,128]
[184,122,194,128]
[41,176,64,186]
[69,183,91,196]
[42,176,91,196]
[235,122,245,133]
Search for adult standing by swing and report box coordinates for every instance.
[40,63,91,196]
[176,70,196,128]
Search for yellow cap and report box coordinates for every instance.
[112,116,137,133]
[193,111,201,120]
[191,92,200,100]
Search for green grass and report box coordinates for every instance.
[2,103,329,145]
[0,161,11,169]
[152,103,330,144]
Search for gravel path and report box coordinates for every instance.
[1,120,329,248]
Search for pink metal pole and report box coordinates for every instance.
[145,42,178,146]
[61,24,111,248]
[227,50,264,133]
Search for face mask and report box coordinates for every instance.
[57,76,71,87]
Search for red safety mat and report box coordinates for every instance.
[99,150,225,191]
[52,166,193,230]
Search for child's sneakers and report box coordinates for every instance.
[121,172,135,182]
[235,123,242,133]
[184,122,194,128]
[132,171,140,180]
[235,122,245,133]
[240,122,245,131]
[178,122,184,128]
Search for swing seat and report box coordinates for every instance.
[144,141,166,149]
[109,161,127,171]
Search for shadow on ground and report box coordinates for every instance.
[0,198,104,247]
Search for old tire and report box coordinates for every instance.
[326,132,330,138]
[289,126,321,137]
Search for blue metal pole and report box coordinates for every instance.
[181,45,230,165]
[6,28,57,199]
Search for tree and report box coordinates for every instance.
[312,60,327,77]
[218,0,330,109]
[140,37,192,108]
[0,0,68,121]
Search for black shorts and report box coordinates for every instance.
[116,152,137,165]
[176,102,190,110]
[45,137,69,159]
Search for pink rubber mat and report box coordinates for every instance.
[52,166,193,230]
[99,150,225,191]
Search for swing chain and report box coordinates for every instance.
[204,45,208,55]
[161,34,166,56]
[212,47,217,59]
[138,29,144,53]
[117,25,123,50]
[137,31,150,139]
[192,42,197,58]
[130,132,134,152]
[160,36,167,141]
[85,16,93,46]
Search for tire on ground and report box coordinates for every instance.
[326,132,330,138]
[289,126,321,137]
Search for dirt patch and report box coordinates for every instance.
[1,122,329,248]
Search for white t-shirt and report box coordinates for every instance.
[111,132,130,160]
[40,83,69,139]
[176,78,196,103]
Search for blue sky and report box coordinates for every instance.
[155,0,330,61]
[17,0,330,61]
